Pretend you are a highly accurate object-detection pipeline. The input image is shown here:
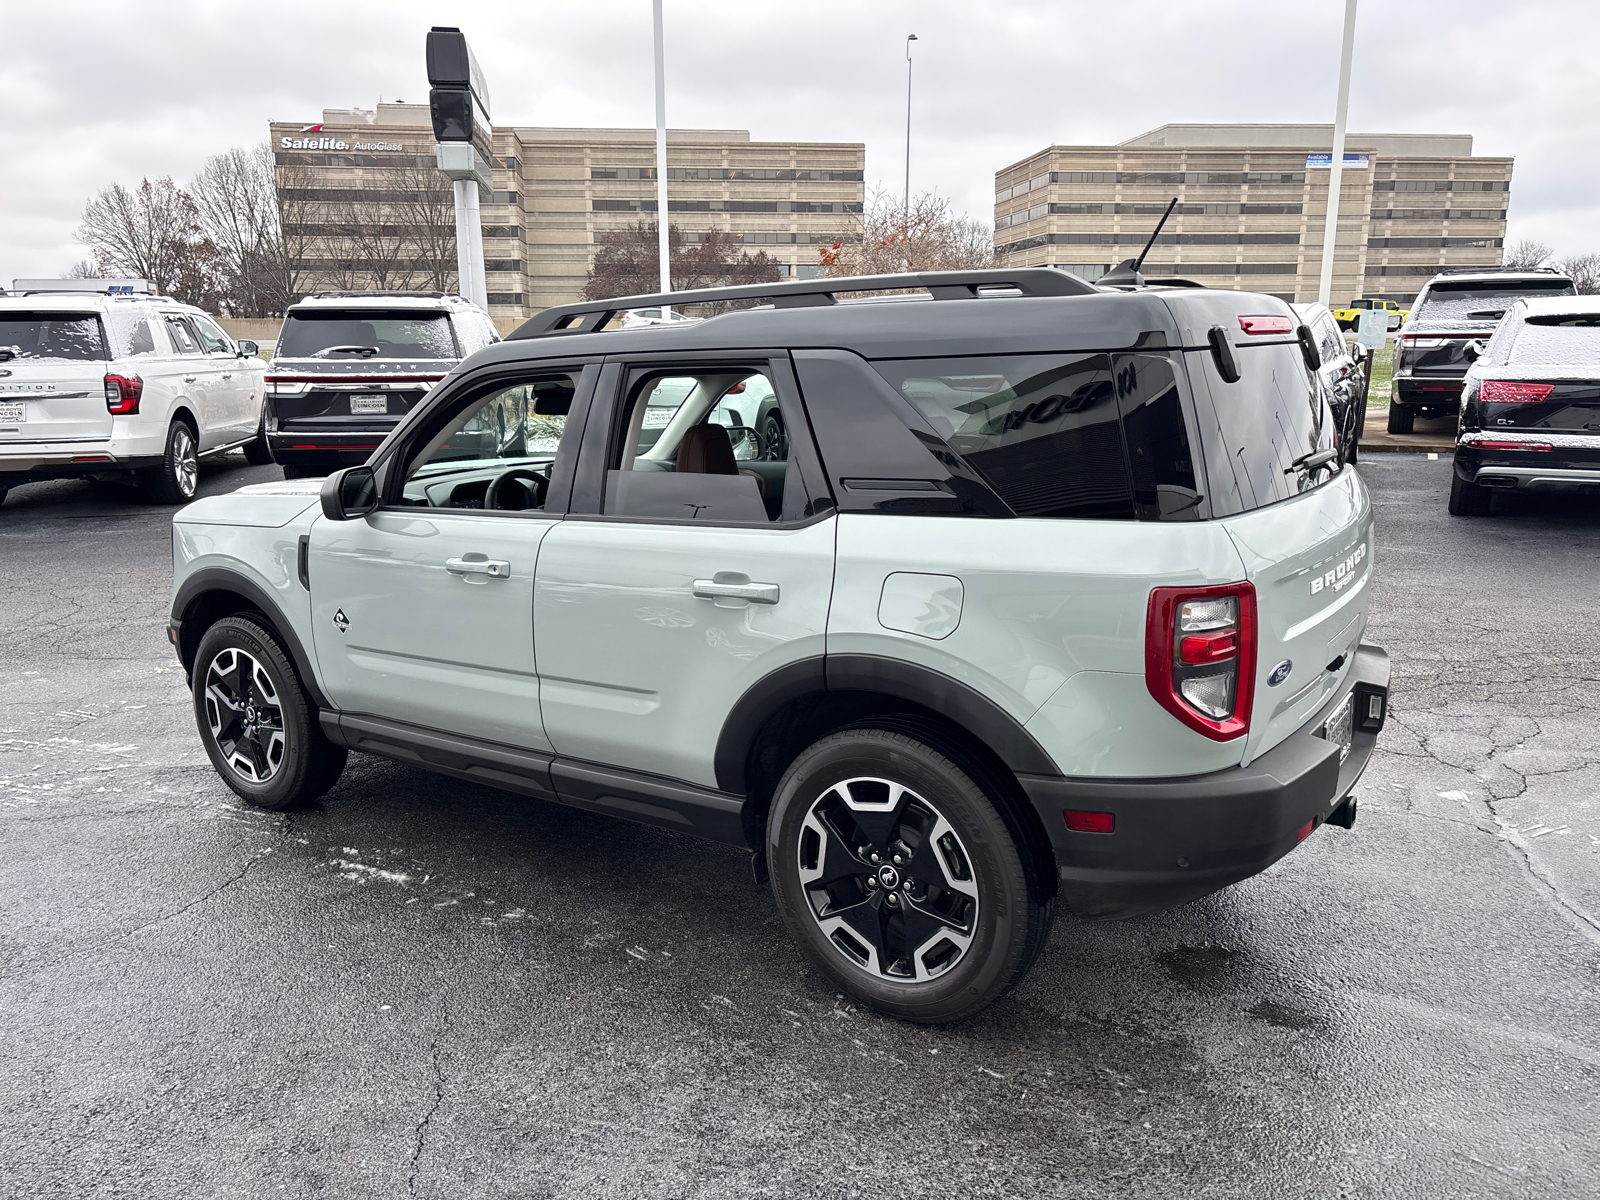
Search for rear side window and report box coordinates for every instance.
[164,315,203,354]
[1189,342,1332,517]
[277,311,460,360]
[0,313,107,362]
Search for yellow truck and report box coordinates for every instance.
[1330,297,1409,331]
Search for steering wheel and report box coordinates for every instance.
[485,467,549,511]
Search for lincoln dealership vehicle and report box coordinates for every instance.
[264,292,499,478]
[1450,295,1600,515]
[169,269,1388,1022]
[1389,269,1575,434]
[0,279,268,505]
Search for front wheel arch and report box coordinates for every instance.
[173,572,330,711]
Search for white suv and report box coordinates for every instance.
[0,279,269,505]
[169,270,1390,1022]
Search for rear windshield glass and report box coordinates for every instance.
[0,313,108,362]
[1418,281,1576,323]
[872,353,1201,521]
[277,311,458,360]
[1191,342,1331,518]
[1508,315,1600,366]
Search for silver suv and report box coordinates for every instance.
[169,270,1389,1022]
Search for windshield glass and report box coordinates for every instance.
[1418,281,1576,323]
[1508,316,1600,366]
[277,311,458,360]
[0,313,107,362]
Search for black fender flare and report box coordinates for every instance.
[170,566,330,711]
[713,653,1058,794]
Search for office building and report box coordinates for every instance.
[994,124,1512,304]
[271,103,865,321]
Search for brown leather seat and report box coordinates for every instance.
[677,423,767,499]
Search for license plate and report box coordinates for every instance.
[350,395,388,415]
[1323,692,1355,764]
[0,402,24,422]
[642,407,676,428]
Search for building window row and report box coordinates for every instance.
[666,231,855,245]
[591,167,864,181]
[1368,236,1505,248]
[1365,265,1488,277]
[276,153,434,168]
[997,201,1303,227]
[593,199,861,214]
[996,170,1306,201]
[1140,262,1301,275]
[486,292,524,306]
[1371,209,1506,221]
[997,232,1299,253]
[1373,180,1508,192]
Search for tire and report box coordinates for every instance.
[243,419,274,465]
[1448,470,1493,517]
[192,615,347,810]
[1386,405,1415,435]
[767,726,1052,1023]
[761,412,787,462]
[1350,398,1367,463]
[282,464,322,480]
[143,419,200,503]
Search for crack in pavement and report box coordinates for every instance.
[115,850,273,942]
[407,995,450,1197]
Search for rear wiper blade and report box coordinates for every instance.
[311,344,379,358]
[1286,448,1339,475]
[1467,310,1506,320]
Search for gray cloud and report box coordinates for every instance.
[3,0,1594,281]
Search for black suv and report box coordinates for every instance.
[264,292,500,478]
[1389,269,1575,434]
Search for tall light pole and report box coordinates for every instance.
[653,0,672,297]
[903,34,918,222]
[1317,0,1358,307]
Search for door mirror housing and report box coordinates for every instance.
[236,340,259,357]
[321,466,378,520]
[1462,339,1486,363]
[724,425,761,461]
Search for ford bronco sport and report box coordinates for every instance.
[170,269,1389,1023]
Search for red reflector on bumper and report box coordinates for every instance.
[1296,819,1315,843]
[1063,809,1115,834]
[72,455,113,462]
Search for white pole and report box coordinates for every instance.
[904,34,917,221]
[1317,0,1358,307]
[463,177,487,309]
[452,177,476,304]
[653,0,672,298]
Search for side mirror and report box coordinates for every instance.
[725,425,762,462]
[237,340,259,357]
[1462,340,1486,363]
[1296,323,1322,372]
[320,466,378,520]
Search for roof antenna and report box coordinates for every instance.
[1097,195,1178,289]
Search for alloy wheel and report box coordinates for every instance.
[797,776,980,982]
[203,647,286,783]
[172,425,198,498]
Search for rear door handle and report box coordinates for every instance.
[446,557,510,578]
[693,577,779,604]
[183,376,197,384]
[221,372,233,380]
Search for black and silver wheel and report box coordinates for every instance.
[193,616,346,809]
[768,727,1052,1023]
[761,412,787,462]
[144,419,199,503]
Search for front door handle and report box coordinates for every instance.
[221,372,233,380]
[446,557,510,578]
[183,376,197,384]
[693,576,779,604]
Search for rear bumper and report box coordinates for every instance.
[1394,376,1463,410]
[267,430,386,468]
[0,446,162,479]
[1456,437,1600,491]
[1018,643,1390,919]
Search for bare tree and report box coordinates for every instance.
[274,159,325,302]
[76,177,214,301]
[1502,238,1552,271]
[819,189,992,279]
[1552,251,1600,294]
[61,260,97,278]
[379,164,458,293]
[192,142,284,315]
[585,222,781,307]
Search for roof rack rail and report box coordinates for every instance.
[511,268,1099,338]
[1433,265,1569,277]
[305,290,458,300]
[11,278,153,296]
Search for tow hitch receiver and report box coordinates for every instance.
[1326,795,1359,830]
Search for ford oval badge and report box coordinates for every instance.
[1268,659,1293,687]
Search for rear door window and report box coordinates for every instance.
[1189,341,1332,517]
[277,311,460,360]
[163,315,203,355]
[0,313,108,362]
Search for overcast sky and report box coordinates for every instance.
[2,0,1594,281]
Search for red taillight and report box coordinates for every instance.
[104,373,142,415]
[726,381,746,394]
[1475,439,1552,452]
[1479,381,1554,404]
[1063,809,1115,834]
[1238,315,1293,336]
[1146,582,1257,742]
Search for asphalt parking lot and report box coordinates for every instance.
[2,455,1597,1199]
